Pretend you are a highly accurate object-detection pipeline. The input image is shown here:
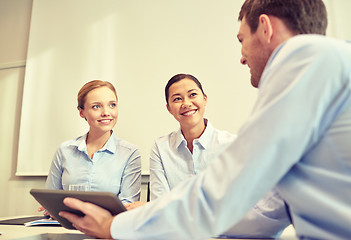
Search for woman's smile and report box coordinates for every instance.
[181,109,197,116]
[98,119,114,124]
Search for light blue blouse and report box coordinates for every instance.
[112,35,351,239]
[150,120,236,200]
[150,120,290,238]
[45,132,141,204]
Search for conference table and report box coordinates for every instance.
[0,216,298,240]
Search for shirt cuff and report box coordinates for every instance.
[110,209,140,239]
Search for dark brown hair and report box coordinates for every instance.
[165,74,205,104]
[238,0,327,35]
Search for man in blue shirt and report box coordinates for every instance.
[60,0,351,239]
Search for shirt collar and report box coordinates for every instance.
[73,131,117,154]
[174,128,186,149]
[197,119,214,149]
[174,119,214,150]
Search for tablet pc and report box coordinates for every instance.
[30,188,126,230]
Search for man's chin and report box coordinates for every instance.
[250,77,259,88]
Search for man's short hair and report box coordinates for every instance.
[238,0,328,35]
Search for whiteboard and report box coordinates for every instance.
[17,0,257,175]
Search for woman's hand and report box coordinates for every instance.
[124,201,147,210]
[38,206,50,216]
[59,197,114,239]
[38,206,55,219]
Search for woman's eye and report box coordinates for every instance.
[190,92,197,97]
[92,105,100,109]
[110,103,116,108]
[173,97,182,102]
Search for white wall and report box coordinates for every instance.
[1,0,350,218]
[17,0,256,176]
[0,0,46,217]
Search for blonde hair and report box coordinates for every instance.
[77,80,117,109]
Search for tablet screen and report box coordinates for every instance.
[30,188,126,229]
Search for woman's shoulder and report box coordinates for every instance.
[154,130,180,145]
[58,134,85,149]
[211,126,237,144]
[118,139,139,150]
[112,134,139,152]
[206,120,236,142]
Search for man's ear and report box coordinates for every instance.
[257,14,273,44]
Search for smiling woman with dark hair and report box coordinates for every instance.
[125,73,290,238]
[150,74,234,198]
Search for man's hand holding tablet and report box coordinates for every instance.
[59,197,114,239]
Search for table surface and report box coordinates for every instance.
[0,216,298,240]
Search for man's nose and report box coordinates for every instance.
[240,56,247,65]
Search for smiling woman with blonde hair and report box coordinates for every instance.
[44,80,141,204]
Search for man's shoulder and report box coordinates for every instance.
[270,35,350,70]
[286,35,348,53]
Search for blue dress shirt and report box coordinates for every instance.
[111,35,351,239]
[45,132,141,203]
[150,120,290,238]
